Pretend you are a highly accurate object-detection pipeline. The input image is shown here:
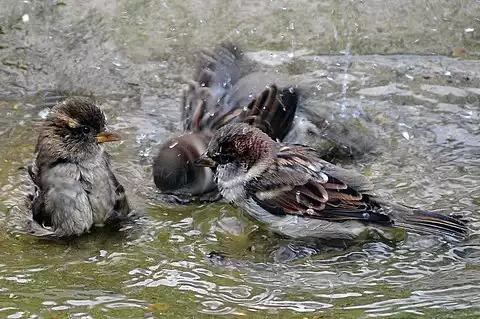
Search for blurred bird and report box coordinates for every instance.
[195,122,469,241]
[152,42,299,202]
[26,97,132,238]
[283,105,378,163]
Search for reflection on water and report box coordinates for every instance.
[0,0,480,317]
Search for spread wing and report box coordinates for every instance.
[246,144,393,226]
[181,42,241,133]
[180,43,298,142]
[207,83,298,139]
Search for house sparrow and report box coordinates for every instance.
[26,97,132,238]
[152,42,298,201]
[195,123,468,241]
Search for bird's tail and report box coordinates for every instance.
[399,209,469,237]
[26,219,60,238]
[373,199,469,238]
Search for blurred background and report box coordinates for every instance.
[0,0,479,318]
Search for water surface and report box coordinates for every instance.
[1,0,480,317]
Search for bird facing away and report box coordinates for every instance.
[195,123,469,241]
[152,42,298,200]
[26,97,131,238]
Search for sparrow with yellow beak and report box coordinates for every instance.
[26,97,132,238]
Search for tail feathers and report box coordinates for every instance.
[398,209,469,238]
[27,219,60,238]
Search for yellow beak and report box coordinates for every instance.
[95,131,121,143]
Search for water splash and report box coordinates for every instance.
[340,41,351,118]
[289,20,295,59]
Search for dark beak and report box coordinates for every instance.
[95,131,121,143]
[194,154,218,168]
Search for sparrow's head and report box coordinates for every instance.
[153,133,216,195]
[37,97,120,163]
[195,123,276,169]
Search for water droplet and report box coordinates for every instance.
[169,142,179,148]
[318,172,329,182]
[296,191,301,203]
[362,213,370,220]
[402,131,410,140]
[38,108,50,119]
[306,208,315,215]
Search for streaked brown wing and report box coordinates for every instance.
[247,145,393,225]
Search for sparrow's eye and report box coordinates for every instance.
[82,126,91,134]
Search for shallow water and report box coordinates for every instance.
[1,0,480,318]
